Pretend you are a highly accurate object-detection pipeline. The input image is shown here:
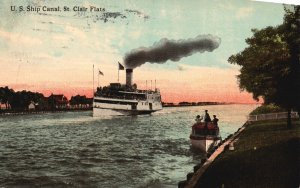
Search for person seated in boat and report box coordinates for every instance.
[212,115,219,126]
[195,115,203,123]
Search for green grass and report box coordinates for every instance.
[196,119,300,188]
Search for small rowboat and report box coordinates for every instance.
[190,122,222,152]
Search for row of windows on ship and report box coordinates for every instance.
[99,94,160,101]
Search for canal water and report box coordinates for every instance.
[0,104,257,188]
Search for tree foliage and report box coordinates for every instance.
[228,5,300,128]
[228,5,300,112]
[0,86,45,111]
[0,86,14,109]
[70,95,91,106]
[249,103,284,115]
[10,90,45,110]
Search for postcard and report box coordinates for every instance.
[1,0,298,187]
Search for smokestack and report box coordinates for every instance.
[126,69,133,86]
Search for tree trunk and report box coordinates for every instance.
[287,108,292,129]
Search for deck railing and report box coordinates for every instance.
[247,111,299,122]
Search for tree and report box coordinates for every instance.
[282,6,300,118]
[70,95,92,109]
[10,90,45,111]
[228,5,300,128]
[0,86,14,109]
[70,95,82,107]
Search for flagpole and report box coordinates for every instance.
[93,64,94,95]
[118,67,119,82]
[98,70,99,87]
[117,62,125,83]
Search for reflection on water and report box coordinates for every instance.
[0,104,257,187]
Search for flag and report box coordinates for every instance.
[118,62,125,70]
[98,69,104,76]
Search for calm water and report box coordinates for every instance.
[0,104,257,188]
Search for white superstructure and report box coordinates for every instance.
[93,68,162,116]
[93,89,162,116]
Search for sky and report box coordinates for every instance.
[0,0,288,103]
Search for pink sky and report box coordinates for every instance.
[3,65,260,104]
[6,83,258,104]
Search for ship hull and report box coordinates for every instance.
[190,135,221,152]
[93,97,162,117]
[93,107,158,116]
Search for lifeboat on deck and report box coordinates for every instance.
[190,122,222,152]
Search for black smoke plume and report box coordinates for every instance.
[124,34,221,69]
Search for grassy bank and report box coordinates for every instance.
[196,119,300,188]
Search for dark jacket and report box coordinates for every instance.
[204,113,211,122]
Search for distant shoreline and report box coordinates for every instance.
[0,103,258,116]
[162,102,254,108]
[0,108,92,116]
[163,102,226,107]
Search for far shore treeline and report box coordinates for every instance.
[0,86,92,112]
[162,101,228,107]
[0,86,231,113]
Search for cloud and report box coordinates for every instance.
[129,30,142,39]
[65,25,87,39]
[125,9,149,20]
[177,64,186,71]
[217,1,236,10]
[236,7,254,20]
[0,29,42,46]
[217,3,255,20]
[252,0,300,5]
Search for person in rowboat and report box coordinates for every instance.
[203,110,211,130]
[195,115,203,123]
[204,110,211,122]
[212,115,219,126]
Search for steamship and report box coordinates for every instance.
[93,69,163,116]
